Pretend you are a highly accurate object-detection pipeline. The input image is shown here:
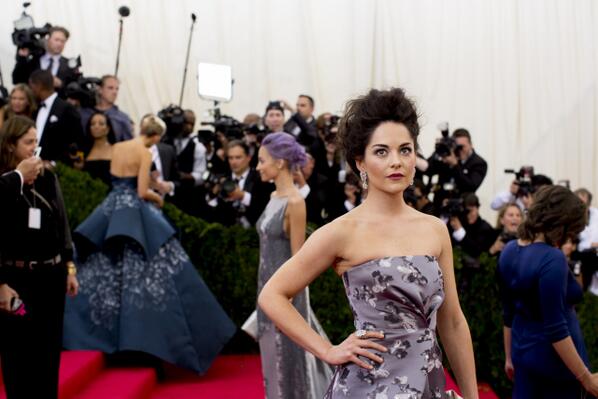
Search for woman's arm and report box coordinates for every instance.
[503,327,514,380]
[538,252,598,394]
[435,220,478,399]
[137,149,163,206]
[287,196,306,255]
[258,221,387,368]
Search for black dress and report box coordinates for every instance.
[84,159,112,187]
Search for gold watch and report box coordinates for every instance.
[66,261,77,276]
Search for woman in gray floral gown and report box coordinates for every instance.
[259,89,479,398]
[256,132,333,398]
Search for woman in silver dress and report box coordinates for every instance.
[259,89,478,398]
[256,132,333,398]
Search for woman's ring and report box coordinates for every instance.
[355,329,367,338]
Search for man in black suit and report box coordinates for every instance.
[0,157,43,311]
[150,142,180,200]
[29,69,84,165]
[426,128,487,211]
[207,140,273,227]
[12,26,79,94]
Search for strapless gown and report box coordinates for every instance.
[325,255,447,399]
[63,176,236,373]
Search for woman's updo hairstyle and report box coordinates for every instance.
[261,132,307,170]
[518,185,587,246]
[338,88,419,175]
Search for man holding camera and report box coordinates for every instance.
[282,95,318,147]
[206,140,273,227]
[12,26,78,94]
[426,128,488,210]
[79,75,133,142]
[448,193,495,259]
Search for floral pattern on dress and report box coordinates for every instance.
[326,256,446,399]
[78,238,187,328]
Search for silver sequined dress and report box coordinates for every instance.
[256,196,334,398]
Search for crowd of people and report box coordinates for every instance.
[1,23,598,399]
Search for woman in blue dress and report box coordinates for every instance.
[63,114,236,373]
[499,185,598,398]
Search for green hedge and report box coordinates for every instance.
[56,164,598,397]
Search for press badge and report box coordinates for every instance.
[28,208,41,229]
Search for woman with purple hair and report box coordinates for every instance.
[255,132,333,398]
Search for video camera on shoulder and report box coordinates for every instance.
[158,104,186,141]
[65,74,100,108]
[504,166,534,197]
[12,2,51,57]
[434,122,463,158]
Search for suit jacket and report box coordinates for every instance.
[12,54,78,93]
[210,169,274,227]
[35,96,84,164]
[156,143,180,184]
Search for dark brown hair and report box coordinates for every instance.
[0,115,36,174]
[338,88,419,175]
[518,185,587,246]
[49,26,70,40]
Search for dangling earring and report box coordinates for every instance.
[360,170,368,190]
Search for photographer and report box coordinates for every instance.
[206,140,273,227]
[282,95,318,147]
[488,202,523,257]
[426,127,487,207]
[491,171,553,211]
[12,26,78,94]
[171,110,208,216]
[79,75,133,142]
[573,188,598,295]
[447,193,495,258]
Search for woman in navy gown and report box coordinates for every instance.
[64,114,236,373]
[499,185,598,398]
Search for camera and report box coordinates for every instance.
[202,171,238,200]
[504,166,534,197]
[158,104,186,139]
[323,114,340,143]
[439,198,467,220]
[499,231,517,243]
[12,3,51,57]
[434,122,462,158]
[65,74,100,108]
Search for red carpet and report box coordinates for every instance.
[1,351,499,398]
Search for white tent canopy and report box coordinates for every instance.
[1,0,597,219]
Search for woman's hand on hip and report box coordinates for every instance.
[323,330,387,369]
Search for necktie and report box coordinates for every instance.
[47,57,54,73]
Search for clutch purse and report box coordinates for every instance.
[445,390,464,399]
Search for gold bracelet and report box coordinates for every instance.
[66,262,77,276]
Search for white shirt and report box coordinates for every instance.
[490,190,526,212]
[40,53,61,76]
[578,208,598,252]
[234,169,252,207]
[35,92,58,143]
[173,134,207,186]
